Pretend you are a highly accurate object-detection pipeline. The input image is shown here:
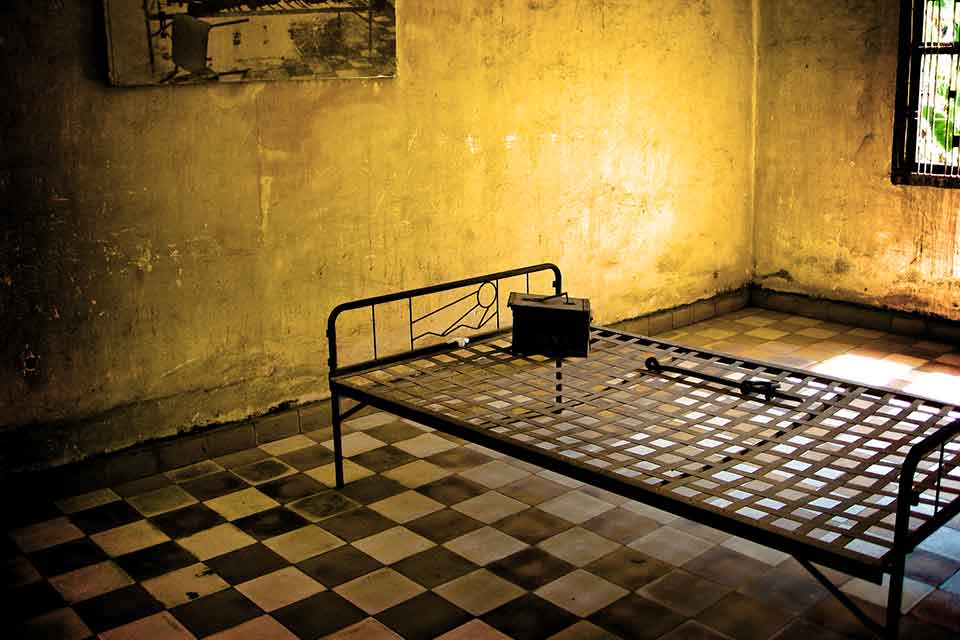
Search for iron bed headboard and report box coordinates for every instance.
[326,263,562,377]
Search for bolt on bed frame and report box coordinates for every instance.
[326,264,960,640]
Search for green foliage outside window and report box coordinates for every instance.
[918,0,960,165]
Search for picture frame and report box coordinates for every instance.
[103,1,396,86]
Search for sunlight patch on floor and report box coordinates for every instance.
[811,353,960,404]
[810,354,913,388]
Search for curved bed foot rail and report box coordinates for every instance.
[885,417,960,638]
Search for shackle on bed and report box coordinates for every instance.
[644,356,781,401]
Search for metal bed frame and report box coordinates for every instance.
[327,264,960,639]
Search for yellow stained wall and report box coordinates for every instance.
[755,1,960,319]
[0,1,754,466]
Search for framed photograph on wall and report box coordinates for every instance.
[103,1,396,86]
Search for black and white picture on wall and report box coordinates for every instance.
[103,1,396,86]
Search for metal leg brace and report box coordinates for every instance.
[796,556,902,639]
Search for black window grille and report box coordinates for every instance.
[893,0,960,186]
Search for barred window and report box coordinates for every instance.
[893,0,960,186]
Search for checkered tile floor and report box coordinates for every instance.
[7,308,960,639]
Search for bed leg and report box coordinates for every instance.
[554,358,563,414]
[885,554,906,640]
[331,392,345,489]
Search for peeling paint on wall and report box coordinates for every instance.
[133,242,153,273]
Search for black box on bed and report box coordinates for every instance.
[508,292,591,357]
